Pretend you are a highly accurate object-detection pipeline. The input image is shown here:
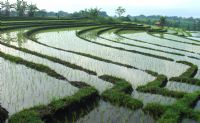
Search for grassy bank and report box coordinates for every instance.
[137,73,185,98]
[99,75,143,110]
[157,91,200,123]
[9,87,99,123]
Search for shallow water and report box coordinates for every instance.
[1,28,155,89]
[182,119,198,123]
[0,43,113,93]
[165,81,200,93]
[132,91,176,106]
[0,57,78,115]
[160,34,200,45]
[35,27,189,78]
[75,100,155,123]
[122,32,200,54]
[119,30,200,58]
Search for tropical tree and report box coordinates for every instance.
[0,0,15,16]
[160,16,166,27]
[115,6,126,17]
[88,7,101,18]
[27,3,38,17]
[36,9,47,17]
[0,1,3,16]
[15,0,27,17]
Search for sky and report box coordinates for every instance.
[3,0,200,18]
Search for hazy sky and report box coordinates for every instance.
[3,0,200,18]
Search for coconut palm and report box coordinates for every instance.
[115,6,126,17]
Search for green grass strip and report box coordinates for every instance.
[99,75,143,110]
[143,103,168,119]
[176,61,198,78]
[137,74,185,98]
[9,87,99,123]
[157,91,200,123]
[169,61,199,86]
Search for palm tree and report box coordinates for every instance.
[115,6,126,17]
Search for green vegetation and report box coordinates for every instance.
[143,103,167,119]
[1,9,200,123]
[137,74,185,98]
[115,6,126,17]
[130,15,200,31]
[176,61,198,78]
[99,75,143,110]
[157,91,200,123]
[9,87,99,123]
[169,61,199,87]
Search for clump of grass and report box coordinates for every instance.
[99,75,143,110]
[157,91,200,123]
[176,61,198,78]
[9,110,43,123]
[9,87,99,123]
[143,103,167,119]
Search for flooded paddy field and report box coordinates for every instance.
[1,21,200,123]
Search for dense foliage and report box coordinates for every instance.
[130,15,200,31]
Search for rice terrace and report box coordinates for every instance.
[1,0,200,123]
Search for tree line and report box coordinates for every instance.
[130,15,200,31]
[0,0,38,17]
